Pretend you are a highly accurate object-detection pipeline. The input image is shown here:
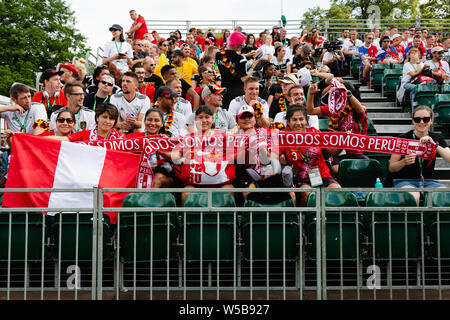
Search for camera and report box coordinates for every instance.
[323,40,343,53]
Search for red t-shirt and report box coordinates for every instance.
[138,84,155,102]
[132,16,148,40]
[283,127,333,182]
[67,129,123,142]
[32,90,68,108]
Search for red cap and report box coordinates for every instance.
[151,30,157,34]
[59,62,79,78]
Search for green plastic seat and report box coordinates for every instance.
[119,193,179,263]
[337,159,382,188]
[365,192,421,260]
[181,192,236,262]
[435,94,450,124]
[350,56,362,77]
[441,84,450,94]
[367,118,377,136]
[392,64,404,71]
[424,192,450,260]
[241,192,298,262]
[371,64,390,87]
[49,213,113,262]
[305,192,363,261]
[0,212,49,262]
[413,83,439,107]
[382,69,402,94]
[318,118,330,131]
[365,152,393,187]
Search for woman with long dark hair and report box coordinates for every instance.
[102,24,133,74]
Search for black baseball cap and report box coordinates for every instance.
[156,86,178,99]
[109,24,123,31]
[40,69,64,83]
[172,49,185,57]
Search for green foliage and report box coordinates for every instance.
[300,6,327,30]
[0,0,88,96]
[420,0,450,20]
[336,0,421,19]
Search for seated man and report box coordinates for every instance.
[1,83,48,134]
[358,32,378,85]
[377,36,401,65]
[424,47,450,82]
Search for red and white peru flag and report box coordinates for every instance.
[2,133,141,224]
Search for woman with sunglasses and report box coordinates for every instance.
[48,103,123,142]
[83,74,114,111]
[193,65,215,103]
[103,24,133,74]
[389,105,450,205]
[190,55,222,89]
[154,39,170,78]
[37,108,76,137]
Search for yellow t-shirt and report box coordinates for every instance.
[154,53,169,78]
[174,61,198,84]
[186,57,198,69]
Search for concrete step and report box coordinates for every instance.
[361,91,383,98]
[436,158,450,169]
[361,96,392,103]
[372,118,412,125]
[368,113,411,119]
[374,124,413,135]
[366,106,403,113]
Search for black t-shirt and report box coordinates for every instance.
[269,95,290,119]
[83,92,111,111]
[133,51,149,60]
[258,80,281,100]
[180,78,192,99]
[391,130,447,180]
[291,54,315,71]
[144,74,164,91]
[242,45,258,54]
[216,50,247,90]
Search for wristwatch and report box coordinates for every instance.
[347,90,353,98]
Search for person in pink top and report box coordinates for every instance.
[126,9,148,40]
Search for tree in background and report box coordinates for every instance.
[0,0,87,96]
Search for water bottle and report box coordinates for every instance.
[375,178,383,188]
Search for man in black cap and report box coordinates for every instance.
[170,49,197,85]
[32,69,68,116]
[151,86,187,137]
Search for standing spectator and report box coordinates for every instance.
[377,36,401,65]
[32,69,67,110]
[59,62,78,85]
[397,49,426,108]
[143,56,164,90]
[110,72,150,133]
[126,9,148,40]
[2,83,47,134]
[103,24,133,74]
[83,74,114,111]
[133,64,155,103]
[425,47,450,82]
[50,81,96,133]
[216,32,260,109]
[359,32,378,85]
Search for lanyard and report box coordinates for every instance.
[93,94,108,111]
[412,132,434,179]
[297,147,310,167]
[47,96,57,109]
[176,64,184,79]
[175,98,181,113]
[214,112,219,128]
[15,110,30,132]
[75,111,82,132]
[114,41,123,55]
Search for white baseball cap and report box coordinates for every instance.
[237,105,255,118]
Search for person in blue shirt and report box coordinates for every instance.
[376,36,401,65]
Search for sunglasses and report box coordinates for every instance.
[367,37,373,40]
[161,44,168,46]
[101,80,113,87]
[413,116,431,123]
[383,40,391,43]
[204,70,214,74]
[56,118,75,124]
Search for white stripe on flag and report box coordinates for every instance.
[48,141,107,212]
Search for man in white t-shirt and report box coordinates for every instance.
[186,84,236,133]
[110,71,150,133]
[343,29,363,74]
[147,86,187,137]
[228,77,270,128]
[165,77,193,119]
[50,81,95,132]
[273,85,319,129]
[1,83,47,134]
[425,46,450,81]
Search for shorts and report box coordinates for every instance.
[296,177,339,188]
[392,179,445,189]
[332,153,368,166]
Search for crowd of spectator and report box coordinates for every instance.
[2,10,450,206]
